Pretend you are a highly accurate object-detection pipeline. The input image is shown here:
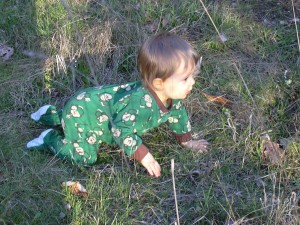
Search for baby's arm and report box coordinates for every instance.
[129,144,161,177]
[181,139,210,152]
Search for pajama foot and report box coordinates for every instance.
[31,105,52,121]
[30,105,61,126]
[27,129,54,151]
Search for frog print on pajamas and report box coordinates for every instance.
[29,81,192,166]
[66,105,84,119]
[76,92,91,102]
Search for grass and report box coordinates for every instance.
[0,0,300,224]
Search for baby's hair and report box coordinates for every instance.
[137,32,199,89]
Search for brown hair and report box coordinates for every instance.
[137,32,199,89]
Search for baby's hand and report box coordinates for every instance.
[181,139,210,153]
[140,152,161,177]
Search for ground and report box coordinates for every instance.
[0,0,299,224]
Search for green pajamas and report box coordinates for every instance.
[30,81,192,165]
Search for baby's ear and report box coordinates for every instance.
[152,78,164,90]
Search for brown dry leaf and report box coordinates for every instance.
[0,44,14,61]
[189,162,214,183]
[62,181,89,197]
[145,18,157,33]
[261,135,285,166]
[201,91,233,106]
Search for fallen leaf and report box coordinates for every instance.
[0,44,14,61]
[62,181,89,197]
[161,14,170,28]
[261,134,285,166]
[201,92,233,106]
[144,18,157,33]
[189,162,214,183]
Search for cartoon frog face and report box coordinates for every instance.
[123,136,137,147]
[122,112,135,122]
[73,143,84,155]
[140,94,152,108]
[120,84,132,91]
[122,109,138,126]
[111,127,121,138]
[99,114,108,123]
[86,134,97,145]
[95,111,109,124]
[100,93,112,102]
[85,128,104,145]
[66,105,84,118]
[168,117,179,123]
[76,92,91,102]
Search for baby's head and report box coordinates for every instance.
[138,32,199,89]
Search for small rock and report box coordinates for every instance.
[59,212,66,219]
[0,44,14,61]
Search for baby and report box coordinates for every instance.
[27,32,209,177]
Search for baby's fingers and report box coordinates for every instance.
[153,165,161,177]
[141,153,161,177]
[148,161,161,177]
[188,139,210,152]
[197,139,210,148]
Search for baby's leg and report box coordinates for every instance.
[30,105,62,126]
[27,128,98,166]
[53,111,102,165]
[48,131,99,166]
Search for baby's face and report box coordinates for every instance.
[161,58,196,101]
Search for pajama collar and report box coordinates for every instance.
[146,86,173,113]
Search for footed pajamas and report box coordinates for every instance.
[29,81,192,165]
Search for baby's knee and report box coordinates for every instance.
[82,154,97,166]
[70,150,97,166]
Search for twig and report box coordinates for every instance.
[171,159,180,225]
[198,0,225,42]
[233,64,258,109]
[292,0,300,53]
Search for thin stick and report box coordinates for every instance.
[292,0,300,53]
[233,64,257,108]
[198,0,222,40]
[171,159,180,225]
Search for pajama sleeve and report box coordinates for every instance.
[166,100,192,143]
[111,94,151,161]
